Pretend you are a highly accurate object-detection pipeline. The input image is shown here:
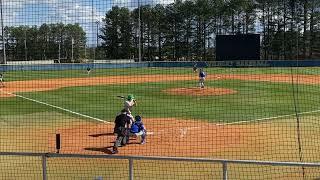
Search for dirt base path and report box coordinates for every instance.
[1,73,319,98]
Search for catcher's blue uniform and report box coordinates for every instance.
[130,116,146,144]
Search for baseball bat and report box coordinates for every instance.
[117,95,125,99]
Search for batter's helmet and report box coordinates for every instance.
[127,94,135,100]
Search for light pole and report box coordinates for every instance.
[0,0,6,64]
[58,29,61,63]
[71,37,74,62]
[58,41,61,63]
[84,44,87,59]
[96,21,99,60]
[138,0,141,62]
[91,0,95,60]
[44,35,49,60]
[24,27,27,61]
[96,21,99,47]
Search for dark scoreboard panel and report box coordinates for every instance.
[216,34,260,61]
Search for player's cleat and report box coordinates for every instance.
[111,147,119,154]
[111,149,118,154]
[140,140,146,144]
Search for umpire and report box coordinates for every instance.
[112,109,132,154]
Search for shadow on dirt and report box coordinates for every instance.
[89,133,115,137]
[84,146,114,154]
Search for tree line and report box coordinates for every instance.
[1,0,319,62]
[3,23,86,62]
[99,0,320,61]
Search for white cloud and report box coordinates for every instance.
[2,0,103,25]
[113,0,174,8]
[0,0,173,45]
[1,0,104,45]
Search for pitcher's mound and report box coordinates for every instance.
[164,87,237,96]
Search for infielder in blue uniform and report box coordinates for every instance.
[199,68,206,88]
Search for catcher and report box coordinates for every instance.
[129,115,147,144]
[112,109,132,154]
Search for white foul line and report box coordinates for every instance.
[0,89,109,123]
[175,109,320,137]
[217,109,320,126]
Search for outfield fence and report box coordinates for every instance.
[3,60,320,72]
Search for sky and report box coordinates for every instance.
[2,0,173,46]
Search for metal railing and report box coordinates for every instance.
[1,152,320,180]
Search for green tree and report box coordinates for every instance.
[101,6,133,59]
[153,4,167,61]
[179,0,195,61]
[3,23,85,61]
[39,24,50,60]
[193,0,215,60]
[308,0,320,58]
[64,24,86,61]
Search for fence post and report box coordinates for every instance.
[222,161,227,180]
[129,159,133,180]
[42,155,47,180]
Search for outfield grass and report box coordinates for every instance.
[0,79,319,125]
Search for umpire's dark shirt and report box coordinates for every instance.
[114,113,130,132]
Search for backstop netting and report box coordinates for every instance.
[0,0,320,179]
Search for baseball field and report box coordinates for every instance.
[1,66,320,179]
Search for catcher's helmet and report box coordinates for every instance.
[127,94,134,101]
[135,115,142,122]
